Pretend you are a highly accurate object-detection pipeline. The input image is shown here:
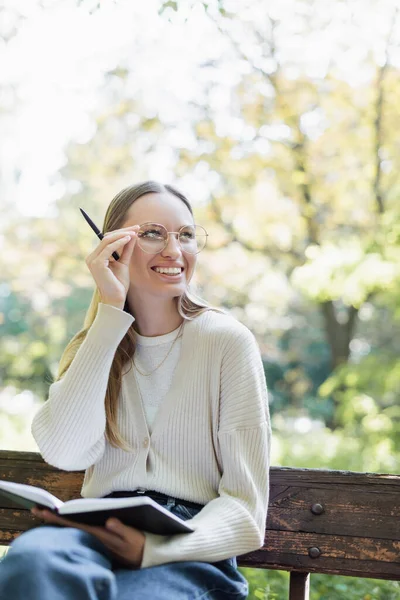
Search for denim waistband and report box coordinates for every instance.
[103,490,205,511]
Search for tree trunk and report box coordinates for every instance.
[320,301,359,428]
[320,300,358,369]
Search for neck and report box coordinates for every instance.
[127,294,184,337]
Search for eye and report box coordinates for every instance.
[179,228,195,240]
[139,228,164,239]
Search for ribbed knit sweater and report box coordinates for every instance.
[31,303,271,569]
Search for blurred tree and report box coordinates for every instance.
[0,69,164,398]
[1,0,399,438]
[163,0,400,427]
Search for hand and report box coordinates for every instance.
[85,225,140,310]
[31,507,145,569]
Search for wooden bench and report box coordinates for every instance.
[0,450,399,599]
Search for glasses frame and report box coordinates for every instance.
[136,222,208,255]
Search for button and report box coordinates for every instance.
[143,437,149,448]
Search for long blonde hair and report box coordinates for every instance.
[55,181,218,450]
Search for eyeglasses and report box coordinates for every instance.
[136,222,208,255]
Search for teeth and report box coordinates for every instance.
[154,267,182,274]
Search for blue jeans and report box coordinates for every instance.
[0,501,248,599]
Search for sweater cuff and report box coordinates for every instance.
[87,302,135,346]
[140,532,176,569]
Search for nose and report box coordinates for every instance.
[161,232,181,258]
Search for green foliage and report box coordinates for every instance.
[240,567,288,599]
[239,568,400,600]
[159,0,178,13]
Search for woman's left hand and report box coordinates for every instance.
[31,507,145,568]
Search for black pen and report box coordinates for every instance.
[79,208,120,261]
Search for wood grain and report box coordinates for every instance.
[0,451,399,581]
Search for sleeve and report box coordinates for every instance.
[31,303,134,471]
[140,325,271,568]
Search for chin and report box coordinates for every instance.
[152,284,186,298]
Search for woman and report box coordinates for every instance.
[0,181,271,599]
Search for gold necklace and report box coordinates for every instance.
[133,321,185,377]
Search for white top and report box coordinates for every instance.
[31,303,271,569]
[133,326,182,433]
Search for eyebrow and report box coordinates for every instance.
[139,222,195,229]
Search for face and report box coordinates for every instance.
[122,192,197,301]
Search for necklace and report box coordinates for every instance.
[133,321,185,377]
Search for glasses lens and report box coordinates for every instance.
[137,223,208,254]
[137,224,167,253]
[179,225,207,254]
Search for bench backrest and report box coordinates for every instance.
[0,450,399,583]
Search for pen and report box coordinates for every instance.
[79,208,120,261]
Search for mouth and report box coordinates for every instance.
[151,267,184,279]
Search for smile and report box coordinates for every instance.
[152,267,183,275]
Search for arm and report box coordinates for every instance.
[31,303,134,470]
[140,325,271,568]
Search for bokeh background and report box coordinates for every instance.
[1,0,400,597]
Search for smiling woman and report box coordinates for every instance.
[0,180,271,600]
[119,188,200,325]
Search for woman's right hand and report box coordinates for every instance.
[85,226,140,310]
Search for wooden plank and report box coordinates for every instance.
[3,467,398,542]
[0,509,38,544]
[1,451,399,582]
[267,488,400,540]
[1,450,399,494]
[0,453,83,503]
[270,467,400,488]
[1,508,399,580]
[270,483,400,513]
[1,451,399,486]
[289,572,310,600]
[239,530,400,580]
[0,451,44,463]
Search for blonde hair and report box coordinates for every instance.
[55,181,219,450]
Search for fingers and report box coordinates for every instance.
[98,234,133,263]
[115,232,138,265]
[103,225,140,237]
[86,226,140,265]
[32,508,83,528]
[31,509,144,568]
[105,518,128,537]
[86,232,132,265]
[31,508,125,547]
[102,226,140,246]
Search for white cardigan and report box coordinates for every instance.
[32,303,271,569]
